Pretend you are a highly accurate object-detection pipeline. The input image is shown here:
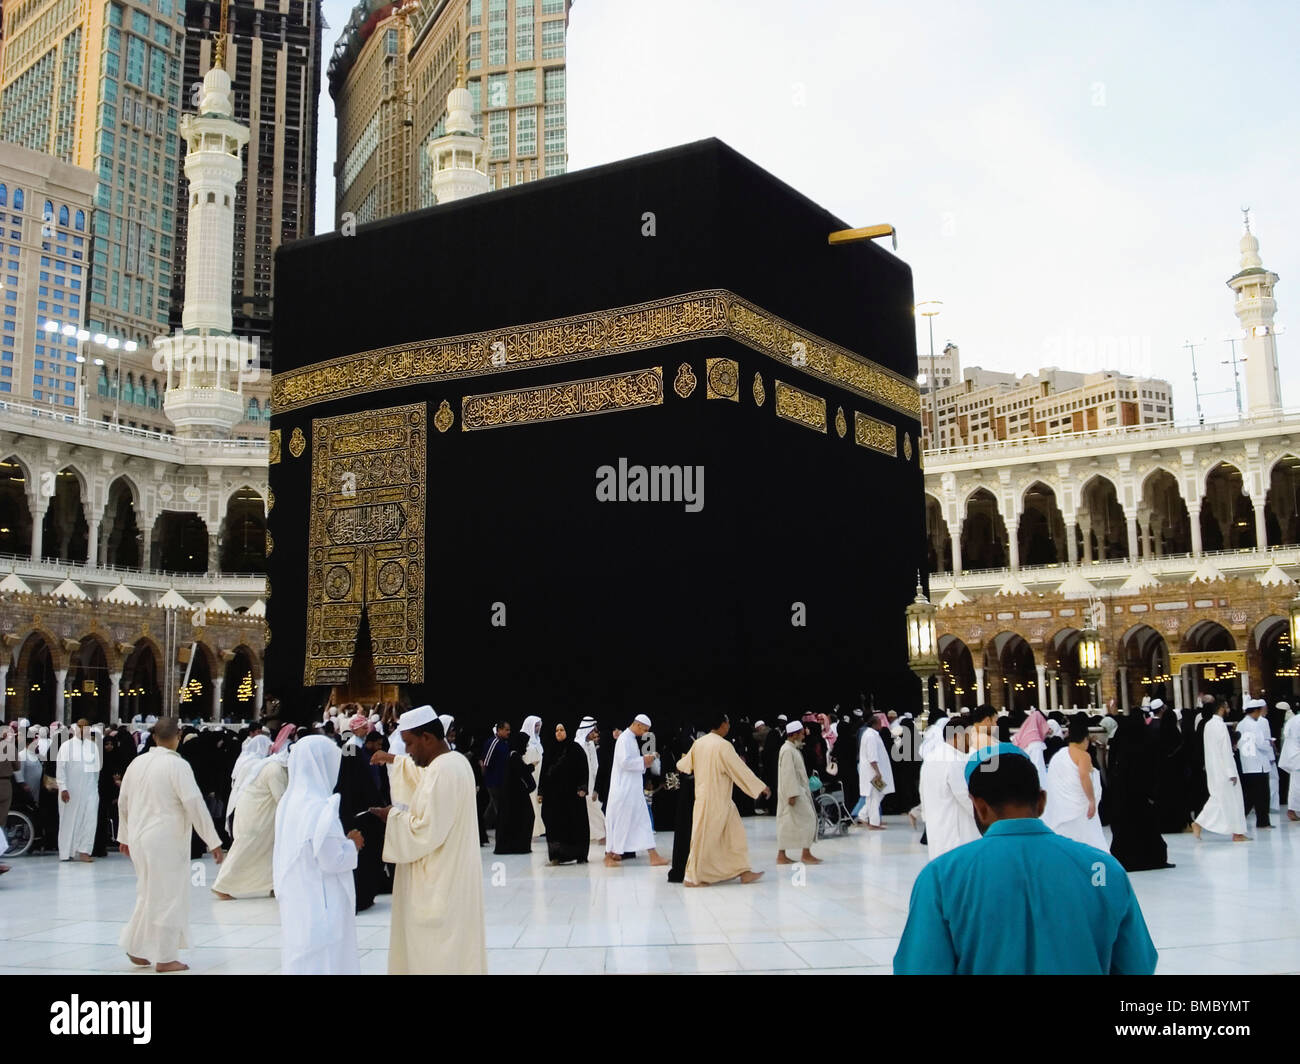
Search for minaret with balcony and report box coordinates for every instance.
[1228,214,1283,416]
[159,62,251,439]
[428,55,489,205]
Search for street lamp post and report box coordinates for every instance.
[905,574,939,724]
[916,301,943,446]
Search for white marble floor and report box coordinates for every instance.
[3,814,1298,975]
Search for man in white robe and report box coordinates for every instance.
[117,717,224,972]
[604,714,667,867]
[1193,702,1249,842]
[1235,698,1272,830]
[273,736,362,975]
[574,716,605,844]
[370,707,486,975]
[776,721,819,865]
[856,715,895,829]
[1278,703,1300,822]
[918,717,980,860]
[56,719,100,862]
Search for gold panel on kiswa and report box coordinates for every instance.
[461,366,663,430]
[304,402,426,686]
[854,410,898,456]
[773,379,828,433]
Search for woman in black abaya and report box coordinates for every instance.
[1107,705,1173,872]
[494,727,536,855]
[1156,707,1189,833]
[539,722,590,865]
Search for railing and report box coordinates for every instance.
[923,408,1300,464]
[0,551,267,598]
[929,544,1300,589]
[0,398,269,457]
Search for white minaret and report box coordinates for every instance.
[160,62,251,438]
[428,56,489,205]
[1228,211,1283,415]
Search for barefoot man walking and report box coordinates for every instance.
[604,715,668,868]
[776,720,821,867]
[676,712,770,887]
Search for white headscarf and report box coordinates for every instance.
[273,737,345,907]
[574,717,597,748]
[521,715,543,755]
[920,716,948,759]
[227,734,272,828]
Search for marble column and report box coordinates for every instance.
[1066,520,1079,566]
[1189,506,1203,558]
[1126,513,1139,561]
[975,667,985,705]
[1254,502,1268,551]
[1118,666,1130,711]
[952,522,964,577]
[55,667,68,725]
[255,676,265,714]
[1035,663,1047,711]
[86,518,100,568]
[109,671,122,723]
[31,502,46,562]
[211,675,224,723]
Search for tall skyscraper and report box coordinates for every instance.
[330,0,572,227]
[1,0,187,350]
[170,0,323,350]
[0,143,97,406]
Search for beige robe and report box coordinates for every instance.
[676,733,766,884]
[383,751,487,974]
[211,759,287,898]
[117,747,222,963]
[776,740,816,851]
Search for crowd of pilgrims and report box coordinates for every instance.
[4,691,1297,887]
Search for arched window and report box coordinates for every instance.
[97,368,110,398]
[74,210,85,231]
[0,185,7,207]
[13,189,23,210]
[44,200,54,221]
[58,205,69,226]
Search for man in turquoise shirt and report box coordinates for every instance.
[894,742,1158,975]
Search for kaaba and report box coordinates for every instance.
[267,138,926,729]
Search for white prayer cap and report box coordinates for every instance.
[397,705,437,732]
[1149,698,1164,710]
[1277,702,1291,712]
[579,715,597,727]
[438,713,455,733]
[754,720,766,730]
[1245,697,1267,711]
[785,720,804,735]
[633,713,652,727]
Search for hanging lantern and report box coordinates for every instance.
[1079,624,1102,682]
[905,579,938,671]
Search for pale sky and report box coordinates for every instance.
[314,0,1299,423]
